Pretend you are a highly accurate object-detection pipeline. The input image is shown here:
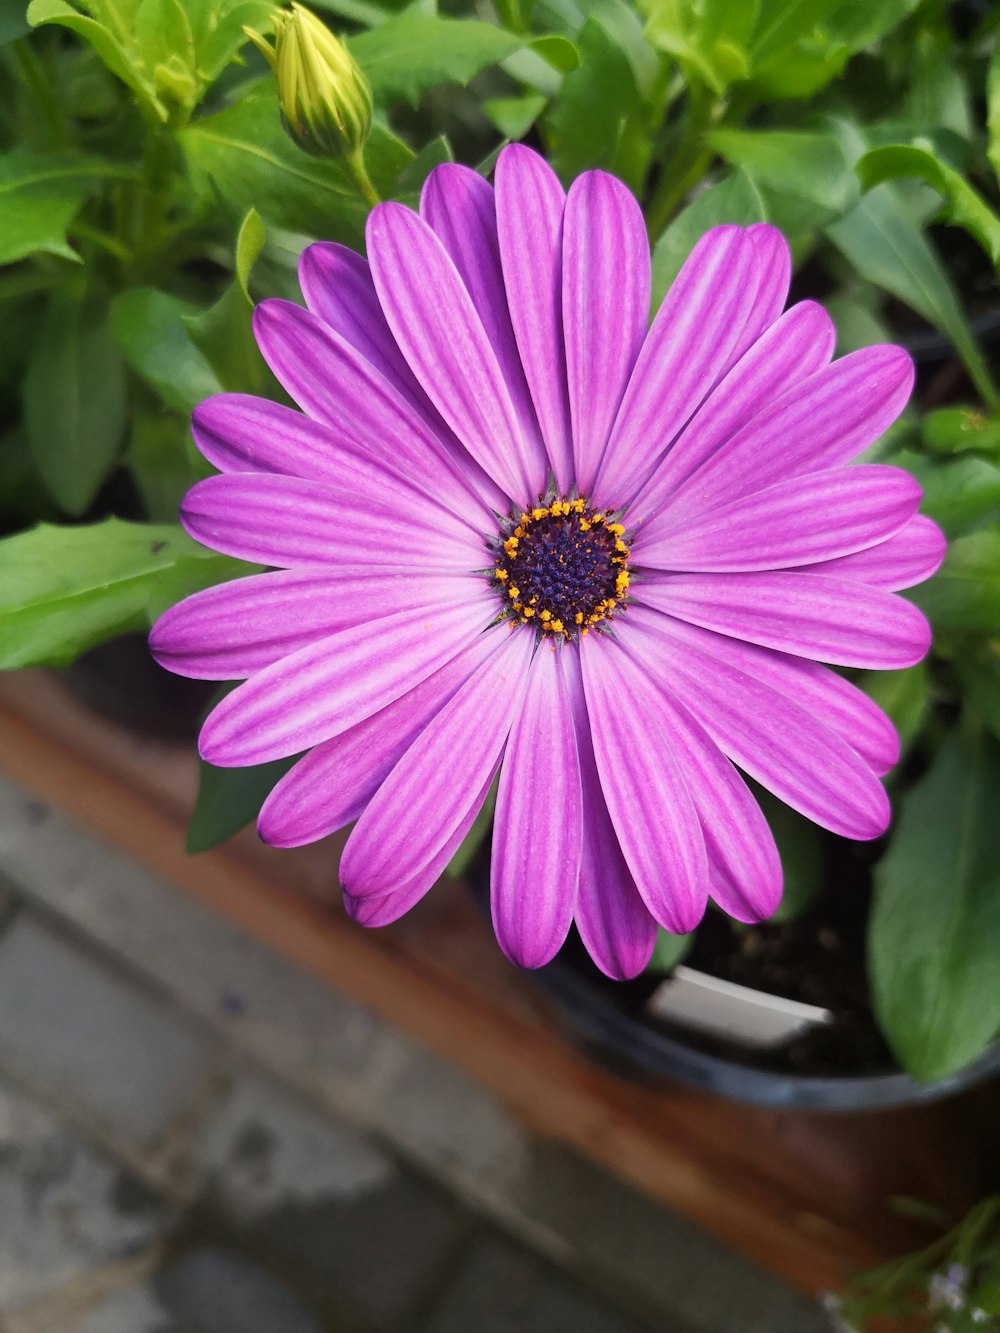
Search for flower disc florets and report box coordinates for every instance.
[492,497,631,639]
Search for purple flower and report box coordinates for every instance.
[150,145,944,979]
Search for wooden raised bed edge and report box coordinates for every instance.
[0,669,994,1297]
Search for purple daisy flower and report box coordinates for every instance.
[150,145,944,979]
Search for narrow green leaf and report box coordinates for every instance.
[27,0,162,116]
[0,519,239,669]
[24,293,126,517]
[894,449,1000,537]
[909,528,1000,633]
[393,135,454,200]
[869,725,1000,1080]
[988,41,1000,192]
[755,788,824,923]
[183,211,272,394]
[650,170,766,308]
[0,151,110,265]
[125,410,196,522]
[648,929,694,972]
[111,288,222,414]
[858,144,1000,272]
[187,755,297,854]
[528,34,579,73]
[349,13,520,105]
[954,649,1000,747]
[826,120,999,411]
[446,779,497,879]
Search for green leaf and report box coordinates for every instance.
[647,928,694,972]
[183,210,273,394]
[187,755,297,853]
[954,649,1000,747]
[923,407,1000,459]
[0,519,239,669]
[988,41,1000,192]
[0,151,110,265]
[124,410,196,522]
[179,84,411,244]
[27,0,162,118]
[111,288,222,414]
[858,144,1000,272]
[894,449,1000,537]
[393,135,453,200]
[869,724,1000,1080]
[24,294,127,517]
[484,93,547,140]
[0,10,30,42]
[709,128,857,234]
[528,34,579,73]
[825,120,999,412]
[858,665,929,756]
[909,528,1000,633]
[349,13,520,105]
[547,15,650,192]
[650,169,766,308]
[754,788,824,923]
[641,0,754,96]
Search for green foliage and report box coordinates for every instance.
[0,153,116,265]
[648,929,693,972]
[869,726,1000,1081]
[650,169,766,303]
[187,752,297,853]
[24,293,127,515]
[350,12,522,105]
[0,519,241,668]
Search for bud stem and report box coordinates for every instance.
[346,149,381,209]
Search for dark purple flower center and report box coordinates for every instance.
[492,498,631,639]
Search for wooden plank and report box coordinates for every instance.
[0,670,992,1294]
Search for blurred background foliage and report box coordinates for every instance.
[2,0,1000,1103]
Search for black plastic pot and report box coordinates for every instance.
[531,948,1000,1113]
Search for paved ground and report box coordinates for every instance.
[0,771,831,1333]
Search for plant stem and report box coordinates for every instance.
[346,149,381,209]
[14,39,68,151]
[645,84,721,240]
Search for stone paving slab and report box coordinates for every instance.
[191,1070,470,1329]
[0,772,836,1333]
[0,1074,173,1315]
[0,915,217,1151]
[421,1232,663,1333]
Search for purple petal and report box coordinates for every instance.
[596,226,758,504]
[342,777,494,927]
[803,514,946,590]
[253,299,504,522]
[199,600,495,766]
[563,650,656,980]
[339,627,535,897]
[495,144,573,494]
[636,570,931,669]
[624,651,783,923]
[150,567,471,680]
[627,607,890,839]
[580,635,709,933]
[420,163,548,482]
[491,645,581,969]
[298,243,433,419]
[662,344,915,516]
[180,473,483,570]
[562,170,650,496]
[636,301,835,515]
[366,201,546,505]
[736,223,792,353]
[259,634,501,847]
[639,465,921,572]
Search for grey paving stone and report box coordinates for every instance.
[511,1142,831,1333]
[192,1071,468,1329]
[154,1246,326,1333]
[0,915,216,1149]
[194,1071,395,1217]
[0,779,398,1115]
[73,1282,172,1333]
[0,1073,172,1313]
[422,1233,658,1333]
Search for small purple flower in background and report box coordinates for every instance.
[150,145,944,979]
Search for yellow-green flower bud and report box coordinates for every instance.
[245,3,373,161]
